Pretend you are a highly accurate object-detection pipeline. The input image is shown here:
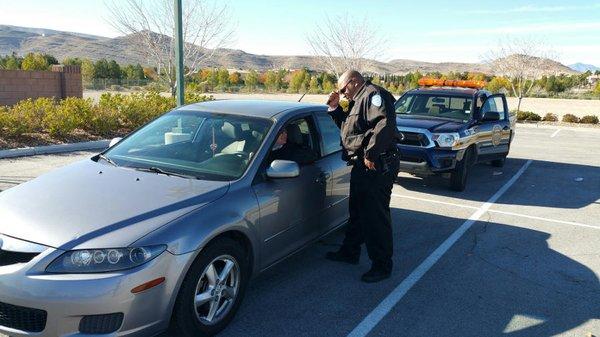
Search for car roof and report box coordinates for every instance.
[176,100,327,119]
[407,87,483,97]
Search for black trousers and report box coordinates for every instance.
[341,155,400,272]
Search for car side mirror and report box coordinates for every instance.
[481,111,500,122]
[109,137,122,147]
[266,160,299,179]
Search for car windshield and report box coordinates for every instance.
[103,111,272,181]
[395,93,473,122]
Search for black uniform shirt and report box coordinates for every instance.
[328,81,397,161]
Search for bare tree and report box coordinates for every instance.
[485,37,554,112]
[306,14,386,79]
[106,0,235,96]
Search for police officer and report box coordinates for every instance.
[325,70,400,283]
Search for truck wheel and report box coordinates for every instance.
[491,156,506,167]
[450,149,471,191]
[172,237,249,337]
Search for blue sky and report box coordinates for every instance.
[1,0,599,65]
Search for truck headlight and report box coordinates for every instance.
[46,245,166,273]
[432,133,460,148]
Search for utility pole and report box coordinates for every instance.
[174,0,184,106]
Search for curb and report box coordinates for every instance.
[0,140,110,159]
[515,123,600,132]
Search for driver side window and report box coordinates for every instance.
[269,117,319,165]
[481,97,506,121]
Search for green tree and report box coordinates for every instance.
[107,60,122,79]
[81,59,95,82]
[63,57,83,66]
[288,68,309,93]
[594,82,600,96]
[0,53,22,70]
[21,53,49,71]
[93,59,110,79]
[43,54,59,66]
[487,77,512,94]
[244,70,259,91]
[229,72,241,86]
[308,75,320,93]
[264,70,281,92]
[217,68,230,88]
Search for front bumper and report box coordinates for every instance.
[0,248,194,337]
[397,144,466,175]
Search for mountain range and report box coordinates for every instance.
[0,24,580,76]
[568,63,600,73]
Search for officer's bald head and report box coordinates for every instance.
[338,70,365,100]
[338,70,365,89]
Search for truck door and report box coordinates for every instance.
[476,94,511,162]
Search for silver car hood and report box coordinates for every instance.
[0,159,229,250]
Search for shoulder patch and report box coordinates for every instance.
[371,94,382,107]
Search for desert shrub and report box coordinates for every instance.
[110,85,124,92]
[542,113,558,122]
[44,98,94,137]
[7,98,57,133]
[184,92,213,104]
[115,92,175,130]
[561,114,580,123]
[516,110,541,121]
[579,115,599,124]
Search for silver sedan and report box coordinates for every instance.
[0,100,350,336]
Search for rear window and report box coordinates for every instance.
[396,93,473,122]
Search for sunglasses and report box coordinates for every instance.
[340,78,353,95]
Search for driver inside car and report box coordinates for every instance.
[270,124,317,165]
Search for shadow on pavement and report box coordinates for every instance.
[396,158,600,209]
[160,207,599,337]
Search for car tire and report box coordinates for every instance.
[172,237,249,337]
[450,149,472,191]
[491,156,507,167]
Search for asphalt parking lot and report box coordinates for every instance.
[0,124,598,337]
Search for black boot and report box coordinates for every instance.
[361,264,391,283]
[325,248,359,265]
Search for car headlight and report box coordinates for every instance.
[46,245,166,273]
[432,133,460,148]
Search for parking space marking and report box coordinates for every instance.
[347,160,533,337]
[392,194,598,230]
[550,129,561,138]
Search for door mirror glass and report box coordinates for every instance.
[109,137,122,147]
[267,160,300,179]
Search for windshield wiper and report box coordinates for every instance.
[133,166,198,180]
[97,153,118,167]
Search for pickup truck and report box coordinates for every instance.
[394,79,515,191]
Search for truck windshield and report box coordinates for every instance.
[395,93,473,122]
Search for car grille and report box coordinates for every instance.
[79,313,124,334]
[398,132,430,147]
[0,249,39,267]
[0,301,47,333]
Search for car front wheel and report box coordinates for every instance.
[450,149,472,191]
[173,237,249,336]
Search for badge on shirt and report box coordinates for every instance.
[371,94,382,107]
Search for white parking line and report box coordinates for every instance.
[392,194,598,230]
[550,129,561,138]
[347,160,533,337]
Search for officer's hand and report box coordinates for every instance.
[364,158,376,170]
[327,91,340,110]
